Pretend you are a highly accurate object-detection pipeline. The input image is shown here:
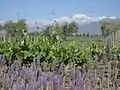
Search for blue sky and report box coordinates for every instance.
[0,0,120,21]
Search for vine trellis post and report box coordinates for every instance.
[106,30,112,62]
[106,29,120,90]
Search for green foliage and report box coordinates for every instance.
[68,21,79,34]
[0,24,3,30]
[100,19,120,37]
[0,19,106,66]
[15,19,27,37]
[1,19,117,67]
[3,21,15,36]
[3,19,27,37]
[42,21,79,40]
[61,21,79,40]
[112,47,120,61]
[0,33,106,67]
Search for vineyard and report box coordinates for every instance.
[0,19,120,90]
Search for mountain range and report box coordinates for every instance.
[26,13,119,35]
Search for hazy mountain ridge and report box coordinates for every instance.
[1,14,120,35]
[26,14,119,35]
[27,21,102,35]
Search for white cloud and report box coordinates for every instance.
[52,14,93,24]
[96,16,117,21]
[49,13,117,25]
[0,13,117,26]
[53,16,72,24]
[72,14,92,21]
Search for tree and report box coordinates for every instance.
[15,19,27,37]
[49,23,63,41]
[3,21,16,36]
[3,19,27,37]
[61,21,79,40]
[61,22,69,40]
[41,23,63,42]
[0,24,3,30]
[100,19,119,37]
[42,26,51,37]
[86,33,89,37]
[69,21,79,35]
[83,33,86,37]
[100,19,120,48]
[41,21,79,41]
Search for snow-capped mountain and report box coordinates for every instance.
[0,13,119,35]
[26,13,118,35]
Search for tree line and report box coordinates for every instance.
[0,19,79,40]
[0,18,120,39]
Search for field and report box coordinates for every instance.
[0,33,120,90]
[0,20,120,90]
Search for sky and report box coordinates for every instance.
[0,0,120,21]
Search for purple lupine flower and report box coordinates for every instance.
[70,80,76,90]
[37,75,44,89]
[76,69,84,90]
[27,77,36,90]
[110,75,116,90]
[52,74,60,90]
[59,74,63,86]
[15,84,24,90]
[111,83,115,90]
[3,76,10,90]
[42,72,48,90]
[12,84,17,90]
